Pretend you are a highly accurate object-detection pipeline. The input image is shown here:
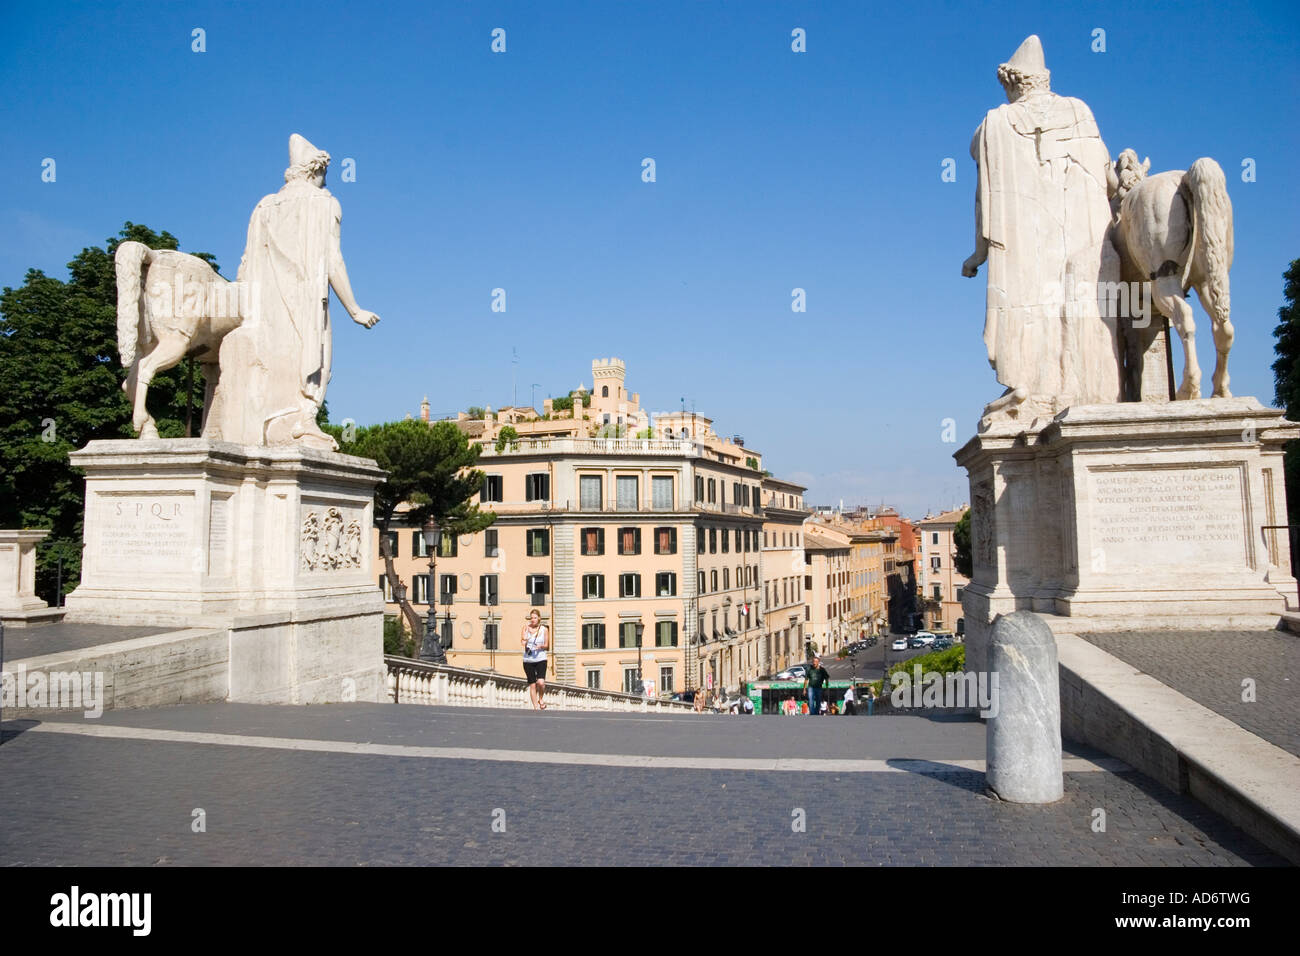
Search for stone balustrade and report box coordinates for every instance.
[385,656,697,712]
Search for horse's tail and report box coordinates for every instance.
[114,241,151,368]
[1182,158,1233,323]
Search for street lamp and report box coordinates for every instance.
[634,622,645,696]
[420,518,446,663]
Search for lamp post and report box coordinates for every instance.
[634,622,645,696]
[420,518,446,664]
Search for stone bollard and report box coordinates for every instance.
[986,611,1063,803]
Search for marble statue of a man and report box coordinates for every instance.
[962,36,1122,426]
[203,134,379,450]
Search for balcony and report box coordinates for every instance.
[480,437,700,458]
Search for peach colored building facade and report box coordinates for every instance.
[378,358,795,696]
[802,524,851,655]
[917,506,970,633]
[761,476,809,674]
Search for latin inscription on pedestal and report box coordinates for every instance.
[208,495,231,576]
[96,493,195,574]
[1088,466,1247,572]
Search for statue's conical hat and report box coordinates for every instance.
[289,133,328,167]
[1003,35,1046,73]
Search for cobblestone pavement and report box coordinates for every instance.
[0,704,1284,865]
[2,622,175,661]
[1079,630,1300,758]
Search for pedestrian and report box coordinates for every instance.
[843,684,857,716]
[866,684,877,716]
[803,654,830,716]
[694,692,705,714]
[742,695,754,715]
[520,607,549,710]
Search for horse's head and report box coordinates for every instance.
[1108,149,1151,200]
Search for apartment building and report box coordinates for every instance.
[761,477,810,674]
[377,358,784,695]
[917,506,970,633]
[802,524,852,655]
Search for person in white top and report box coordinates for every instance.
[520,607,550,710]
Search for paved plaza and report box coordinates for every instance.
[1080,629,1300,758]
[0,703,1285,866]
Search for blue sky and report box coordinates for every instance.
[3,0,1297,516]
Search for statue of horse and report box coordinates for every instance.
[1106,149,1234,399]
[114,241,244,438]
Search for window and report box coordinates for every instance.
[721,529,729,553]
[439,573,457,604]
[708,478,716,503]
[525,473,550,502]
[479,574,499,606]
[698,570,706,593]
[586,669,602,689]
[932,532,940,545]
[618,527,641,555]
[527,528,549,557]
[654,527,677,555]
[723,567,730,589]
[709,528,717,553]
[695,475,704,501]
[527,575,549,603]
[579,475,602,510]
[659,666,674,693]
[582,623,606,650]
[933,584,942,600]
[482,622,499,650]
[582,573,605,599]
[438,534,457,558]
[481,475,503,502]
[412,530,429,558]
[412,573,431,604]
[623,667,640,693]
[381,531,399,558]
[652,475,673,509]
[710,570,718,591]
[616,475,639,511]
[620,573,641,598]
[931,556,941,570]
[602,385,609,397]
[956,586,965,601]
[378,575,394,601]
[656,620,678,647]
[620,622,641,649]
[655,572,677,597]
[581,527,605,555]
[735,528,742,552]
[733,482,741,504]
[440,618,454,648]
[484,529,499,558]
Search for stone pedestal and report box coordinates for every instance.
[955,398,1299,674]
[64,439,387,703]
[0,530,65,627]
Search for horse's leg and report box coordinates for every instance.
[133,333,190,439]
[1195,275,1234,398]
[1152,274,1200,400]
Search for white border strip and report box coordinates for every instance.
[20,721,1128,774]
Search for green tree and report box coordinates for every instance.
[326,418,497,643]
[495,425,519,452]
[0,222,216,601]
[465,405,486,420]
[1272,259,1300,528]
[953,508,973,579]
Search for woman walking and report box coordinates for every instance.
[521,608,550,710]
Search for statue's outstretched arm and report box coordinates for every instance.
[327,207,379,328]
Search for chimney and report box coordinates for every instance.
[420,396,430,422]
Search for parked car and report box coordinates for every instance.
[913,631,937,647]
[776,664,809,680]
[891,637,910,652]
[933,637,954,650]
